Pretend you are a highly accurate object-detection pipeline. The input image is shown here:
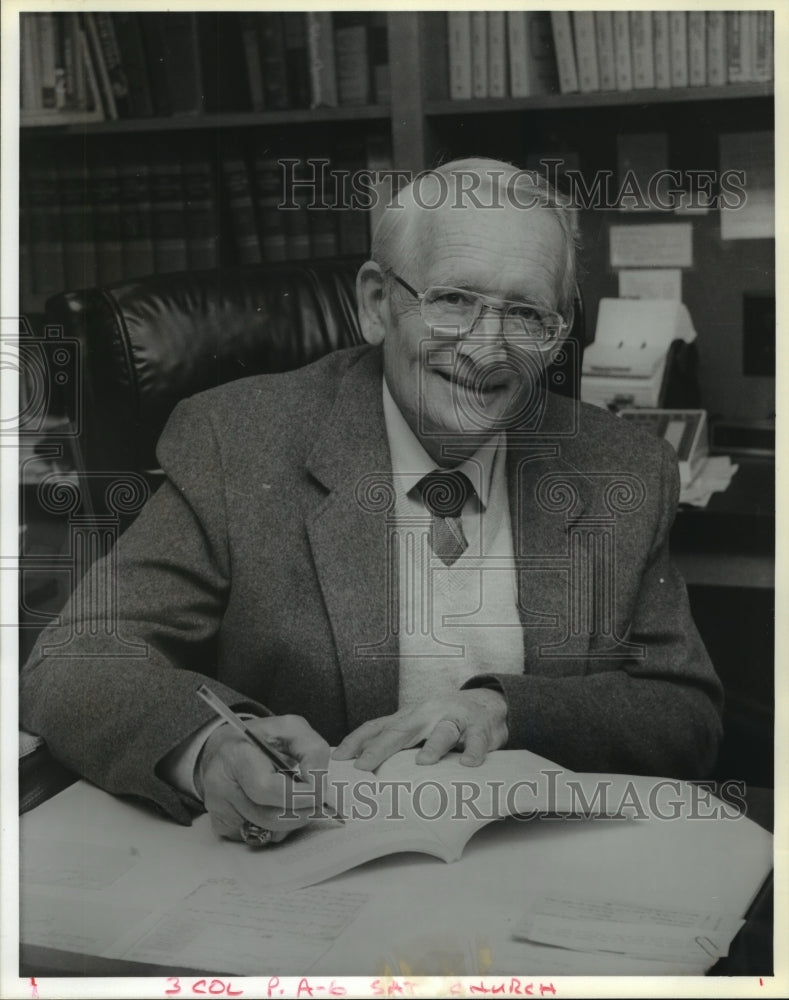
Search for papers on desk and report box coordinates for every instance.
[512,896,744,971]
[679,455,739,507]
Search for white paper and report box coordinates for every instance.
[610,223,693,267]
[618,268,682,301]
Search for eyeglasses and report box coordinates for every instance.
[392,274,568,346]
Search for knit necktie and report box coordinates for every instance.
[417,469,474,567]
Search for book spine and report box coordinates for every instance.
[573,12,599,92]
[21,15,41,112]
[113,13,153,118]
[752,11,772,82]
[507,11,528,97]
[652,12,671,90]
[53,15,68,109]
[283,159,312,260]
[284,14,311,108]
[61,14,77,110]
[706,12,726,87]
[470,12,488,99]
[308,167,339,259]
[60,162,98,289]
[550,11,579,94]
[118,161,155,278]
[669,12,689,88]
[94,13,130,116]
[595,12,616,91]
[612,11,633,91]
[365,133,393,246]
[183,152,220,271]
[369,12,390,104]
[727,12,752,83]
[163,13,203,115]
[307,12,338,108]
[91,161,124,286]
[84,13,118,118]
[140,15,171,116]
[334,144,369,256]
[260,13,290,110]
[487,12,507,98]
[253,154,288,262]
[239,13,265,111]
[335,16,371,106]
[150,155,188,273]
[28,166,65,296]
[630,12,654,89]
[38,14,57,109]
[447,12,472,99]
[220,151,261,265]
[688,12,706,86]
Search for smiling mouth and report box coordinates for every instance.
[434,368,509,392]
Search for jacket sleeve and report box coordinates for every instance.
[20,398,268,824]
[465,442,724,779]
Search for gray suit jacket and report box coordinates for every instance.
[21,345,723,823]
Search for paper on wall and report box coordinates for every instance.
[610,223,693,267]
[618,268,682,300]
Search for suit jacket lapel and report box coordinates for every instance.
[507,391,589,665]
[305,348,399,730]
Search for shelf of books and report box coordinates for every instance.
[430,11,774,104]
[20,10,391,130]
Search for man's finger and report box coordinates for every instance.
[333,717,389,759]
[354,719,424,771]
[415,719,463,765]
[459,726,490,766]
[254,715,330,778]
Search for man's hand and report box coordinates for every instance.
[197,715,329,843]
[332,689,508,771]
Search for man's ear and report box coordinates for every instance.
[356,261,390,346]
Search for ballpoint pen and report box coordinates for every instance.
[196,684,345,823]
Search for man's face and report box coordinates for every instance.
[382,200,567,460]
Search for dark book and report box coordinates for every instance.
[90,160,124,285]
[307,159,339,258]
[150,154,188,273]
[94,12,131,117]
[118,161,155,278]
[114,12,154,117]
[335,143,370,256]
[282,158,312,260]
[239,12,265,111]
[198,12,251,112]
[59,160,98,290]
[183,152,220,271]
[283,14,310,108]
[259,13,290,110]
[220,149,262,264]
[83,12,118,118]
[369,12,390,104]
[28,165,65,297]
[253,153,288,262]
[159,12,203,115]
[140,13,171,116]
[334,12,371,106]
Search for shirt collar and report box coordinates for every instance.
[381,378,500,509]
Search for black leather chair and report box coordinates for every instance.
[45,258,587,505]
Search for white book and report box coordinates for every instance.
[487,11,507,98]
[653,12,671,89]
[595,12,616,91]
[573,12,599,92]
[613,11,633,91]
[470,11,488,98]
[630,12,655,89]
[688,11,707,86]
[706,12,726,86]
[508,11,558,97]
[448,12,472,99]
[551,11,579,94]
[306,11,338,107]
[669,11,689,88]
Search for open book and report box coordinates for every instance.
[244,747,687,889]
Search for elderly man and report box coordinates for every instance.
[21,158,722,845]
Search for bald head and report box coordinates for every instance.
[371,158,578,318]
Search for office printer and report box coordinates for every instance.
[581,298,701,410]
